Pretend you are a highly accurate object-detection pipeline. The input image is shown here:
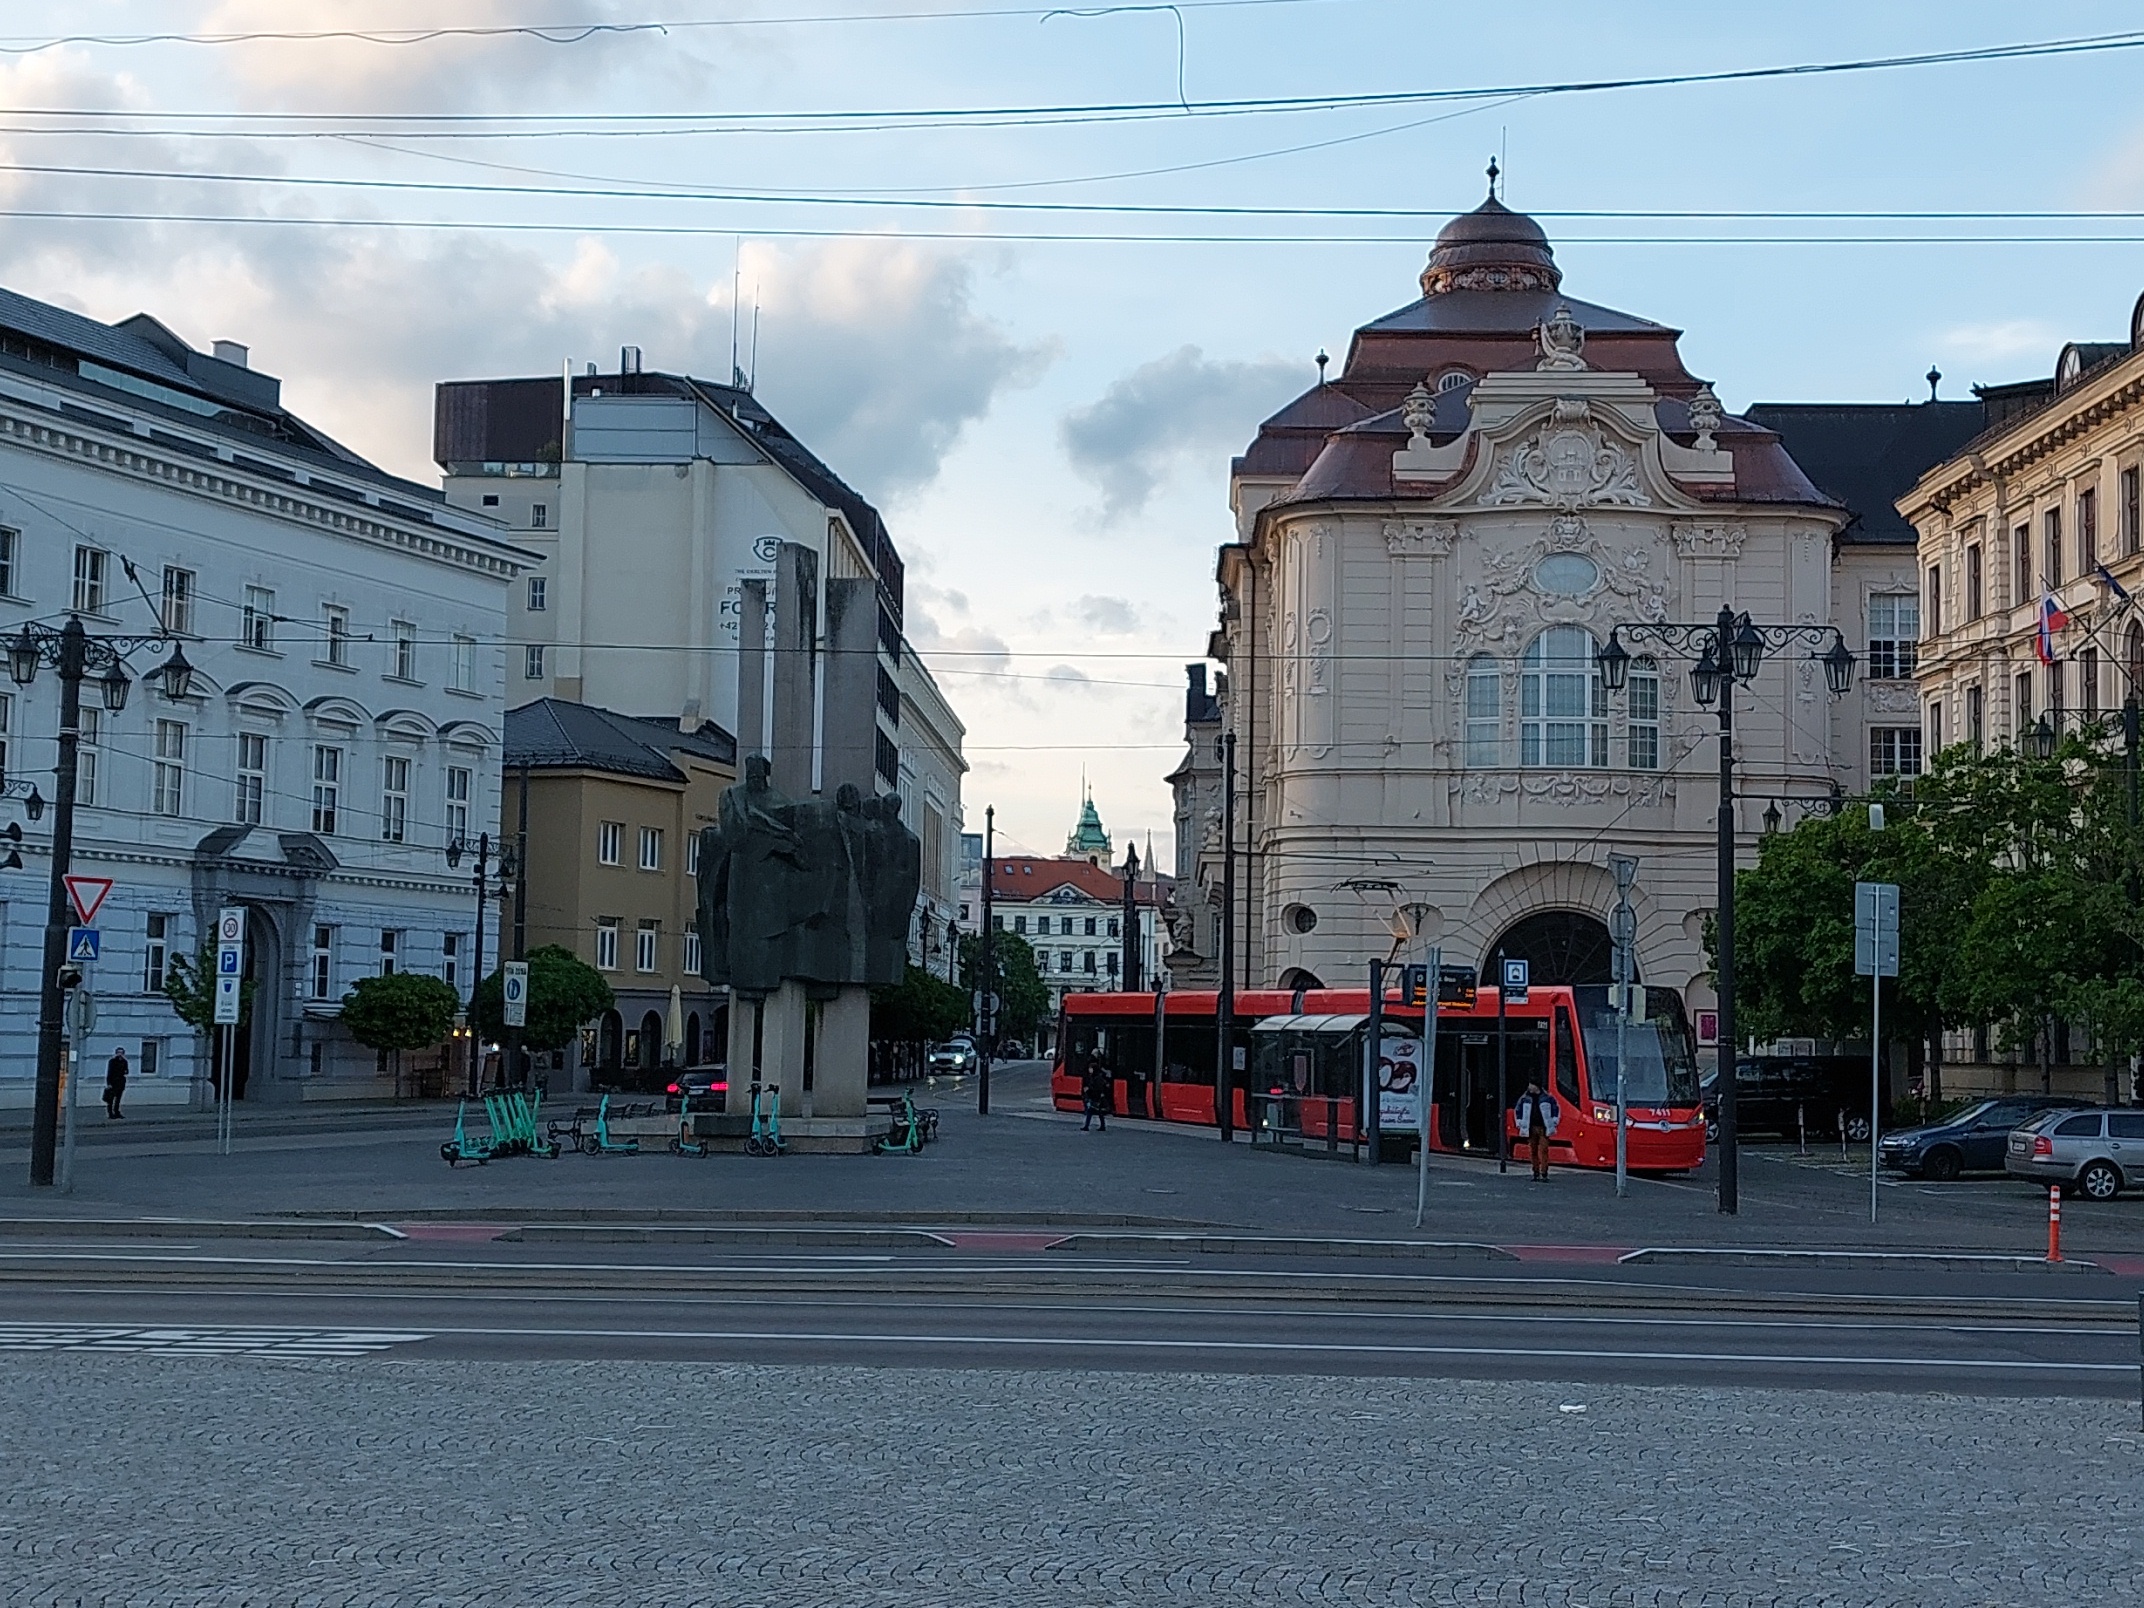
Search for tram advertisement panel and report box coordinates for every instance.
[1376,1032,1422,1129]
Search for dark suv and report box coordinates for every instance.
[1879,1095,2092,1181]
[1704,1056,1889,1143]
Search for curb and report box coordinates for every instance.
[1055,1233,1518,1262]
[1621,1247,2102,1276]
[0,1216,405,1241]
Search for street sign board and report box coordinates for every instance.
[63,874,114,926]
[217,907,246,945]
[1375,1030,1423,1130]
[213,974,242,1026]
[1501,956,1530,1005]
[502,960,529,1028]
[1436,965,1477,1009]
[215,905,246,1026]
[1854,881,1900,978]
[66,927,99,963]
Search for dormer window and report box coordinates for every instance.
[1434,369,1473,393]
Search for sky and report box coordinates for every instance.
[5,1,2144,865]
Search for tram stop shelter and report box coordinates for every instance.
[1246,1013,1373,1159]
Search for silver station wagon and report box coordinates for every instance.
[2006,1107,2144,1201]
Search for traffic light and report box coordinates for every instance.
[54,964,83,991]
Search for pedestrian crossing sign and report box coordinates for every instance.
[66,927,100,963]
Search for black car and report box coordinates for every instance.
[664,1067,729,1114]
[1702,1056,1891,1143]
[1879,1095,2093,1180]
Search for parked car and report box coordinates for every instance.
[2006,1106,2144,1200]
[1701,1056,1891,1143]
[663,1067,729,1114]
[1879,1095,2092,1180]
[927,1041,977,1074]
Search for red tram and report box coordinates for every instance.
[1051,982,1706,1173]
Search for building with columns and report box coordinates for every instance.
[1187,185,1952,1029]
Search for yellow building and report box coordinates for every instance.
[504,698,736,1089]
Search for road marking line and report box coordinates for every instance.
[0,1323,430,1357]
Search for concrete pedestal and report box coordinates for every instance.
[723,981,875,1149]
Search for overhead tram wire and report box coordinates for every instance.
[4,25,2142,132]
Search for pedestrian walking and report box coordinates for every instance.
[102,1045,129,1120]
[1081,1062,1111,1132]
[1514,1080,1559,1180]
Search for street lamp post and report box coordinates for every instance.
[978,804,994,1115]
[1597,607,1854,1215]
[9,616,193,1187]
[1119,841,1142,993]
[445,829,519,1094]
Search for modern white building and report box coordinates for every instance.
[898,650,967,980]
[0,288,531,1104]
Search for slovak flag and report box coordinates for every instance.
[2036,592,2070,666]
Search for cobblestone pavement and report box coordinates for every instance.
[3,1356,2136,1606]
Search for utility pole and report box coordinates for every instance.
[978,805,994,1115]
[1119,841,1142,992]
[506,762,531,1089]
[1609,855,1639,1199]
[1216,730,1237,1141]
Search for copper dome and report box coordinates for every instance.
[1419,196,1561,298]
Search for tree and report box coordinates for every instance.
[468,944,614,1050]
[871,963,971,1047]
[340,972,460,1087]
[958,928,1050,1047]
[163,945,256,1033]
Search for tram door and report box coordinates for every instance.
[1433,1023,1550,1152]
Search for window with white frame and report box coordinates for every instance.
[597,820,623,865]
[161,566,196,635]
[1870,727,1923,777]
[138,1039,161,1079]
[151,719,186,815]
[72,545,107,613]
[445,765,470,842]
[242,585,276,652]
[0,525,17,596]
[683,929,701,976]
[524,645,545,680]
[75,707,100,807]
[638,826,662,871]
[311,744,342,834]
[322,604,350,667]
[686,833,700,877]
[144,913,171,993]
[379,928,400,976]
[451,635,474,692]
[1866,594,1919,679]
[595,919,620,971]
[636,921,659,973]
[526,577,547,612]
[1519,626,1606,768]
[390,620,417,682]
[443,931,462,991]
[309,925,335,1000]
[1627,657,1660,770]
[1463,654,1500,766]
[380,754,409,843]
[235,731,266,825]
[531,502,549,530]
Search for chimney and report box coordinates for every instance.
[211,340,249,369]
[620,345,642,375]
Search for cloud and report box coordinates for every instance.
[1060,344,1303,520]
[1937,319,2064,366]
[1071,594,1144,635]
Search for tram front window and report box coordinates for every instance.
[1573,986,1699,1106]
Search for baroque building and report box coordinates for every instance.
[1194,185,1941,1027]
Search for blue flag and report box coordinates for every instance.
[2097,563,2133,604]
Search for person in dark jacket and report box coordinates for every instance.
[1081,1062,1111,1131]
[103,1046,129,1119]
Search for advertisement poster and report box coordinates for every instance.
[1376,1032,1423,1130]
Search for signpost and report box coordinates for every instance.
[502,961,529,1029]
[59,984,92,1195]
[1854,881,1900,1224]
[1496,956,1526,1174]
[215,906,244,1156]
[66,928,100,964]
[1609,855,1640,1200]
[1413,947,1441,1227]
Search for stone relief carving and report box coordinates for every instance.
[1453,518,1673,651]
[1383,517,1457,557]
[1450,772,1676,810]
[1670,521,1747,559]
[1485,423,1649,510]
[1401,382,1436,443]
[1305,608,1332,696]
[1866,680,1918,714]
[1686,385,1723,451]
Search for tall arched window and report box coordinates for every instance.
[1520,626,1606,768]
[1627,656,1660,770]
[1464,654,1501,765]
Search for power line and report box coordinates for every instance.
[0,0,1346,54]
[3,26,2138,129]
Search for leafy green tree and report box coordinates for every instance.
[959,928,1050,1047]
[468,944,615,1050]
[870,963,971,1046]
[163,945,256,1033]
[340,972,460,1087]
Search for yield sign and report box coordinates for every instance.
[63,874,114,926]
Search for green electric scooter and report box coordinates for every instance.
[744,1081,786,1157]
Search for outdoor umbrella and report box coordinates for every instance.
[665,984,686,1063]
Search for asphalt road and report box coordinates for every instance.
[2,1238,2134,1396]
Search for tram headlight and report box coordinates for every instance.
[1592,1104,1616,1123]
